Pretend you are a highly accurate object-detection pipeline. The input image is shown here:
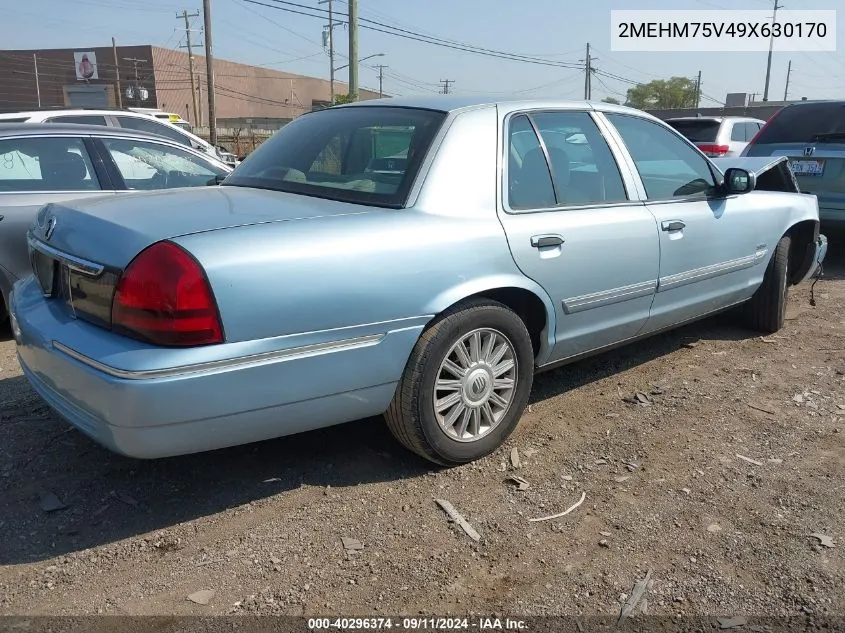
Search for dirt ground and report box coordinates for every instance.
[0,246,843,621]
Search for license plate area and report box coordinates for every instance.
[32,250,57,297]
[790,159,826,177]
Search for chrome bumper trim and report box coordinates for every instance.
[51,333,385,380]
[27,233,105,277]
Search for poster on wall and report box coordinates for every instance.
[74,52,98,80]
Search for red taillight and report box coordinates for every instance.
[697,144,730,156]
[111,241,223,347]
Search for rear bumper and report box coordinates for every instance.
[10,276,423,459]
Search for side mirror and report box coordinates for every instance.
[723,167,755,194]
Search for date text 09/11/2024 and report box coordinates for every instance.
[307,618,528,630]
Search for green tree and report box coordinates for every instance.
[333,93,356,105]
[625,77,697,110]
[601,96,621,105]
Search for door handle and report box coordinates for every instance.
[661,220,685,232]
[530,234,564,248]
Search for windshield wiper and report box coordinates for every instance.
[811,132,845,142]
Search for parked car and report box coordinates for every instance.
[0,108,238,168]
[742,100,845,230]
[128,107,194,133]
[0,123,232,325]
[666,116,766,157]
[8,97,826,465]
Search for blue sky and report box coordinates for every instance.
[3,0,843,104]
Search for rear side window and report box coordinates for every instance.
[730,123,746,142]
[113,115,192,146]
[666,119,720,143]
[0,137,100,192]
[755,103,845,144]
[47,115,109,126]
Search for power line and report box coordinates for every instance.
[238,0,584,69]
[439,79,454,94]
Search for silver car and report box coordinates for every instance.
[8,98,827,465]
[666,116,766,158]
[0,123,232,327]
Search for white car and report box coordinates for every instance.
[0,108,238,168]
[666,116,766,158]
[128,107,194,133]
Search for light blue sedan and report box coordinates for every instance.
[9,97,827,465]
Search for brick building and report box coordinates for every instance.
[0,45,381,126]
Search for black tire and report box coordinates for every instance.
[744,235,790,333]
[385,298,535,466]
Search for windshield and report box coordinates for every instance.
[224,106,447,208]
[666,120,720,143]
[755,102,845,144]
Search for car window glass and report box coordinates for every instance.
[101,138,227,190]
[754,103,845,144]
[507,114,555,210]
[746,122,760,139]
[730,123,746,142]
[113,115,192,146]
[47,115,109,126]
[667,119,720,142]
[530,111,628,206]
[0,137,99,192]
[605,113,718,200]
[225,106,446,208]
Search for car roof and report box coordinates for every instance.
[0,122,171,138]
[338,95,654,117]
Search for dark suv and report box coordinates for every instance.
[743,101,845,230]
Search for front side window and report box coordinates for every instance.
[605,113,718,200]
[101,138,227,190]
[0,137,99,192]
[507,110,628,210]
[224,106,447,208]
[114,115,192,147]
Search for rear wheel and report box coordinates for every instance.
[385,299,535,465]
[744,235,790,333]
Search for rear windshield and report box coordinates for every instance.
[755,102,845,144]
[224,106,447,208]
[666,120,720,142]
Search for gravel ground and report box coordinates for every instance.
[0,247,843,620]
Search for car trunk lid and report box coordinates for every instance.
[27,185,375,330]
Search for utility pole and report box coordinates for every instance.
[203,0,217,145]
[439,79,453,94]
[347,0,359,101]
[33,54,41,108]
[178,10,201,125]
[375,64,388,98]
[694,70,702,107]
[783,59,792,102]
[122,57,147,107]
[111,38,122,108]
[581,43,596,100]
[762,0,783,102]
[319,0,336,104]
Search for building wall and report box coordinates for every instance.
[0,46,155,111]
[0,45,380,122]
[646,104,789,121]
[151,47,379,126]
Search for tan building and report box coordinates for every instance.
[0,45,381,126]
